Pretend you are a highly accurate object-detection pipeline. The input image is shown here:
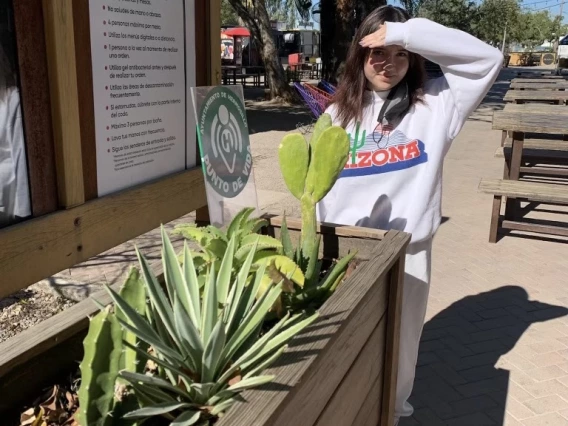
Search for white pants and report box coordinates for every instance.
[394,238,433,422]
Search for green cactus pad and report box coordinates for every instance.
[117,268,147,373]
[278,134,309,200]
[305,126,350,203]
[310,113,332,147]
[77,307,123,426]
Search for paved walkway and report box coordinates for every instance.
[396,70,568,425]
[23,67,568,425]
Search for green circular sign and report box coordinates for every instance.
[198,87,252,198]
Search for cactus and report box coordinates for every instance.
[77,269,147,426]
[77,306,123,426]
[279,113,350,262]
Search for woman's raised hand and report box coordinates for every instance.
[359,24,387,48]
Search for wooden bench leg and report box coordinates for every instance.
[489,195,501,243]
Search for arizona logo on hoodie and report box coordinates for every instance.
[340,122,428,178]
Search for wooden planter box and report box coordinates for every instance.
[0,216,410,426]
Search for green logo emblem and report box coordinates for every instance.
[198,87,252,198]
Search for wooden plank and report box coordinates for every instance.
[512,78,567,83]
[503,104,568,115]
[492,111,568,134]
[502,219,568,238]
[313,315,387,426]
[0,168,206,298]
[268,215,388,240]
[510,82,568,90]
[43,0,85,208]
[381,255,405,426]
[12,0,59,216]
[519,166,568,177]
[73,0,98,201]
[509,131,524,180]
[503,89,568,102]
[353,371,384,426]
[478,178,568,204]
[503,139,568,152]
[217,231,410,426]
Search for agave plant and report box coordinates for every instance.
[174,208,307,316]
[98,226,318,425]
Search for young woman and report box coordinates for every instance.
[316,5,503,424]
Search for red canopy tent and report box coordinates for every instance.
[223,27,250,37]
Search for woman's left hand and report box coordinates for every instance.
[359,24,387,48]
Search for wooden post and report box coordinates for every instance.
[43,0,85,208]
[195,0,222,226]
[380,254,405,426]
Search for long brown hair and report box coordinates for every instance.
[331,5,426,129]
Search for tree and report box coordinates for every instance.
[518,11,557,50]
[476,0,521,47]
[320,0,387,82]
[418,0,479,34]
[228,0,295,101]
[221,0,239,25]
[398,0,425,17]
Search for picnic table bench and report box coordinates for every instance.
[481,109,568,242]
[503,89,568,104]
[511,78,568,84]
[510,82,568,90]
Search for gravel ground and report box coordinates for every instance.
[0,284,75,342]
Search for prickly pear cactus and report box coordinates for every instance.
[77,307,123,426]
[278,113,350,261]
[279,134,309,200]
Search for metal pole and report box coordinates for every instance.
[502,22,507,54]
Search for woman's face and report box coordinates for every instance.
[364,45,409,91]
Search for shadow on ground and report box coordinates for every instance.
[400,286,568,426]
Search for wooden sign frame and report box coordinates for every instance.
[0,0,220,298]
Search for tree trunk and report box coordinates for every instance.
[321,0,386,83]
[229,0,295,102]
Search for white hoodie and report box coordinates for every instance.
[317,18,503,244]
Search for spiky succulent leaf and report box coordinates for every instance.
[105,285,182,363]
[219,283,283,367]
[120,371,192,400]
[122,402,192,419]
[182,241,201,328]
[227,207,255,240]
[136,246,181,350]
[171,410,202,426]
[217,236,236,305]
[201,320,226,383]
[235,234,282,261]
[173,298,203,372]
[201,262,218,346]
[255,255,304,287]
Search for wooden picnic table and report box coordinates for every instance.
[511,78,568,84]
[481,110,568,241]
[510,81,568,90]
[503,89,568,104]
[503,104,568,115]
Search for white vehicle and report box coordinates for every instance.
[555,35,568,75]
